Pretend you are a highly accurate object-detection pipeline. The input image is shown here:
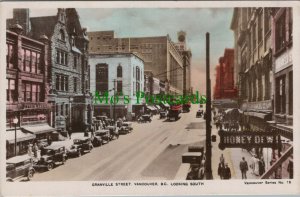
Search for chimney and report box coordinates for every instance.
[13,9,30,35]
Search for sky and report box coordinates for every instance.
[6,8,234,94]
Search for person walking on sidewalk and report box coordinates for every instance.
[223,163,231,180]
[218,162,225,179]
[239,157,249,179]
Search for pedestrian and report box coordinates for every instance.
[218,162,225,179]
[239,157,249,179]
[259,157,266,176]
[68,127,72,139]
[27,144,33,157]
[220,153,225,165]
[223,163,231,179]
[33,143,39,158]
[287,159,293,179]
[251,154,260,176]
[187,164,200,180]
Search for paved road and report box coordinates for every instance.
[32,105,206,181]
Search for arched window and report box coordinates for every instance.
[117,65,122,78]
[60,29,65,41]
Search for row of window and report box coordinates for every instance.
[6,44,42,74]
[275,71,293,115]
[55,74,80,92]
[55,103,69,116]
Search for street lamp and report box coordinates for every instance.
[13,117,19,156]
[69,97,74,131]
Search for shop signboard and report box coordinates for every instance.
[218,130,280,150]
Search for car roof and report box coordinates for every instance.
[7,155,32,164]
[44,143,65,149]
[74,136,91,140]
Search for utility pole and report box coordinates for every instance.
[205,32,213,179]
[183,51,187,96]
[113,79,116,122]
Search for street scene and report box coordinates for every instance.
[5,7,293,182]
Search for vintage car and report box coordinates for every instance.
[94,130,111,143]
[159,111,168,119]
[67,144,83,157]
[119,122,133,134]
[196,110,203,118]
[37,139,49,149]
[73,137,93,153]
[92,133,104,147]
[34,144,67,171]
[138,114,152,123]
[6,155,35,181]
[107,124,119,140]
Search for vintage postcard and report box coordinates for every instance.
[0,1,299,196]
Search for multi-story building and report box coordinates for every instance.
[7,8,92,134]
[6,19,52,158]
[213,48,237,100]
[89,52,144,119]
[87,31,190,94]
[231,7,293,179]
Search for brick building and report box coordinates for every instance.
[213,48,237,100]
[6,21,52,158]
[87,31,190,94]
[7,8,92,134]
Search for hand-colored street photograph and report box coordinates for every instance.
[5,7,293,182]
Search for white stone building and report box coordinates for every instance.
[89,52,144,119]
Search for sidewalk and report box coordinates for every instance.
[211,124,259,180]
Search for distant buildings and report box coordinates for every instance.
[213,48,237,100]
[89,53,145,119]
[87,30,192,95]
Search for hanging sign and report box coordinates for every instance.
[218,130,280,150]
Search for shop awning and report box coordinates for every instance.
[244,111,272,121]
[6,130,36,144]
[22,124,56,135]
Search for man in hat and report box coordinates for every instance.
[239,157,249,179]
[223,163,231,180]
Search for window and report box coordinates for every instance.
[60,29,65,41]
[289,71,293,115]
[6,44,14,68]
[55,74,69,91]
[264,8,271,35]
[74,56,77,69]
[65,104,69,116]
[275,11,286,53]
[61,104,64,116]
[136,67,140,81]
[37,53,41,74]
[74,77,77,92]
[25,50,31,72]
[6,79,16,102]
[252,24,257,49]
[275,75,286,114]
[31,52,37,73]
[56,50,68,66]
[96,64,108,93]
[56,104,59,116]
[21,82,42,102]
[117,65,122,78]
[117,81,122,93]
[258,12,263,44]
[288,8,293,42]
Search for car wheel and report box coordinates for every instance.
[47,163,54,171]
[27,170,34,180]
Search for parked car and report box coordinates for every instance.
[94,130,111,143]
[160,111,168,119]
[119,122,133,134]
[138,114,152,123]
[73,137,93,153]
[67,144,83,157]
[107,125,119,140]
[37,139,49,149]
[196,110,203,118]
[92,133,104,147]
[6,155,35,181]
[34,144,67,171]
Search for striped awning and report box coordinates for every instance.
[23,124,56,135]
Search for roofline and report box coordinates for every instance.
[89,52,145,62]
[6,30,45,46]
[230,8,238,30]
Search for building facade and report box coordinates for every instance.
[231,7,293,179]
[213,48,237,100]
[7,8,92,134]
[89,53,145,119]
[87,31,189,94]
[6,20,52,158]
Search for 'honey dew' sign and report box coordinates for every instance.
[218,130,280,150]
